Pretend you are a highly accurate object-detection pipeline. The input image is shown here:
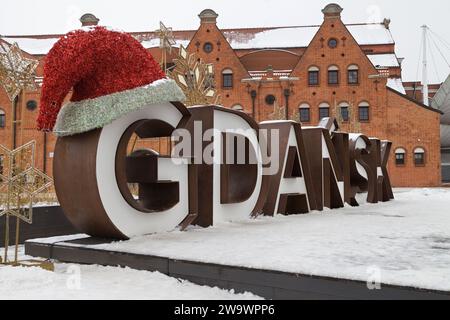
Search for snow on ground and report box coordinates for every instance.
[0,245,261,300]
[30,188,450,293]
[19,188,450,291]
[0,263,261,300]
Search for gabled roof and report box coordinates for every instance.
[387,86,444,115]
[225,23,394,49]
[0,22,394,56]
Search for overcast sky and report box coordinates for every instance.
[1,0,449,83]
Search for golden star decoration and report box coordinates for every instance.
[0,41,39,102]
[156,21,177,73]
[0,141,53,224]
[157,21,176,54]
[168,45,221,106]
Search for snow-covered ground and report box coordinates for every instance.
[0,246,261,300]
[7,188,450,298]
[30,188,450,293]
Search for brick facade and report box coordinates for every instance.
[0,4,442,186]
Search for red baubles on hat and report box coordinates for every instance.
[37,26,185,136]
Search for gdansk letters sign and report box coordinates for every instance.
[53,103,393,239]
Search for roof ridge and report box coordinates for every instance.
[1,22,387,38]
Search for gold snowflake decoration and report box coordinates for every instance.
[0,42,39,102]
[157,21,176,72]
[333,103,361,133]
[0,141,53,224]
[168,45,220,106]
[268,101,298,121]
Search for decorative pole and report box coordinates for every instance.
[421,25,429,106]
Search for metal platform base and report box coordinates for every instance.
[0,206,77,247]
[25,236,450,300]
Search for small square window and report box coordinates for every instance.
[299,108,310,123]
[359,106,369,121]
[328,70,339,85]
[308,71,319,86]
[319,107,329,120]
[340,107,349,122]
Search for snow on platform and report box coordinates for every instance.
[28,188,450,293]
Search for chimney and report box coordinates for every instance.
[322,3,343,19]
[266,65,274,79]
[80,13,100,27]
[198,9,218,24]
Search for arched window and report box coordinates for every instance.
[338,102,350,122]
[414,147,425,166]
[222,68,233,88]
[358,101,370,121]
[318,102,330,120]
[232,104,243,111]
[308,66,319,86]
[395,148,406,165]
[299,103,311,123]
[0,109,5,128]
[348,64,359,84]
[328,65,339,85]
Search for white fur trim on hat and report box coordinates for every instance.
[53,78,185,137]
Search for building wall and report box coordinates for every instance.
[0,53,57,177]
[403,81,440,105]
[288,11,388,139]
[386,89,441,187]
[0,8,443,187]
[186,19,254,116]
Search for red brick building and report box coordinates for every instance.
[0,4,442,186]
[403,81,441,105]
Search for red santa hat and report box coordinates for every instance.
[37,27,185,136]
